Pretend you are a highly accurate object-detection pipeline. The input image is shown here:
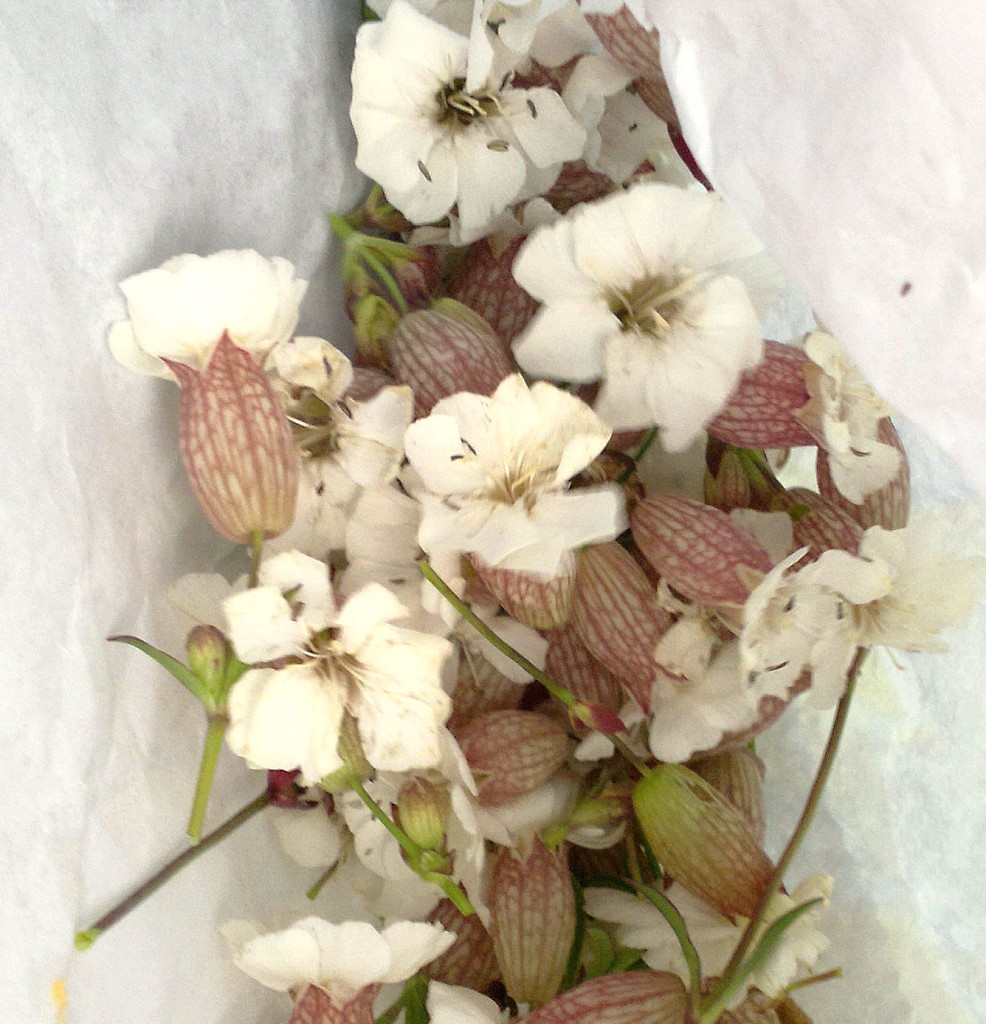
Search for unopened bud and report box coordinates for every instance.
[458,710,573,807]
[353,293,400,368]
[426,898,500,991]
[522,970,689,1024]
[473,556,575,630]
[633,764,773,920]
[289,983,378,1024]
[186,625,236,712]
[166,332,299,544]
[489,838,575,1007]
[569,779,634,832]
[395,778,450,851]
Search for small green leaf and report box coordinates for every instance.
[699,898,824,1022]
[108,635,207,703]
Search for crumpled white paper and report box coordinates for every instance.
[1,3,984,1024]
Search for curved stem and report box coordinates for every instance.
[703,652,865,1016]
[186,714,229,842]
[74,791,270,951]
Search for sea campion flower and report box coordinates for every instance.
[403,374,627,576]
[795,330,902,503]
[224,916,454,1024]
[108,248,306,377]
[350,1,586,237]
[223,551,453,782]
[513,182,778,451]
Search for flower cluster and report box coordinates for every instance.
[87,4,982,1024]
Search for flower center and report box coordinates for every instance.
[609,272,704,336]
[486,456,555,509]
[436,77,503,128]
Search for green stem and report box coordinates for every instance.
[617,427,659,482]
[306,862,339,901]
[702,653,864,1018]
[361,249,410,315]
[636,883,702,1016]
[248,530,264,588]
[350,778,476,917]
[186,715,228,842]
[420,561,584,716]
[74,791,270,951]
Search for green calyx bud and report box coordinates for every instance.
[395,777,450,852]
[320,714,372,794]
[185,625,246,714]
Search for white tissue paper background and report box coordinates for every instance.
[0,3,984,1024]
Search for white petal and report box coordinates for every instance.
[380,921,456,983]
[226,665,345,784]
[312,919,393,991]
[231,921,322,991]
[335,581,411,653]
[258,550,336,632]
[268,806,343,869]
[427,982,503,1024]
[501,87,587,168]
[223,587,309,663]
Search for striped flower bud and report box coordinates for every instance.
[632,495,774,608]
[166,332,298,543]
[488,838,576,1007]
[289,983,378,1024]
[473,555,575,630]
[448,648,524,732]
[545,623,625,716]
[388,303,515,417]
[691,748,767,845]
[708,341,815,449]
[704,448,753,513]
[633,764,774,920]
[458,710,572,807]
[774,487,863,559]
[522,970,689,1024]
[572,542,673,709]
[444,236,539,342]
[425,898,500,992]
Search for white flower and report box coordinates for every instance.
[740,548,863,709]
[584,876,831,1003]
[804,518,983,655]
[224,551,453,781]
[224,916,454,1004]
[795,331,901,503]
[266,340,414,559]
[108,249,306,377]
[350,1,586,236]
[403,374,627,577]
[513,182,778,451]
[563,53,696,186]
[578,0,656,30]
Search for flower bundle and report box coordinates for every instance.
[77,3,982,1024]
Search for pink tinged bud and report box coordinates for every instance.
[708,341,816,449]
[632,496,774,608]
[388,306,515,417]
[584,9,677,127]
[523,970,690,1024]
[704,449,753,513]
[633,764,774,921]
[815,417,910,529]
[473,556,575,630]
[426,898,501,992]
[290,984,379,1024]
[166,332,299,543]
[449,650,524,732]
[546,160,619,211]
[777,487,863,558]
[346,365,399,401]
[488,838,576,1007]
[572,543,673,709]
[691,748,767,845]
[444,237,539,342]
[458,710,573,806]
[545,624,625,717]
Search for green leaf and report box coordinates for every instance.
[108,635,207,703]
[699,898,824,1023]
[635,883,701,1004]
